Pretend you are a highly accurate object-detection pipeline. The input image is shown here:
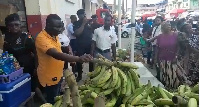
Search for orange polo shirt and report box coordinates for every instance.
[35,30,64,87]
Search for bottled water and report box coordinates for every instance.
[1,53,5,58]
[2,56,8,65]
[5,51,9,58]
[1,62,10,74]
[0,69,5,75]
[0,53,19,75]
[9,55,16,72]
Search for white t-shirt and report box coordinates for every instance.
[151,25,162,45]
[58,29,70,47]
[67,23,76,40]
[92,26,118,50]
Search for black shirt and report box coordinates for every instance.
[91,23,101,33]
[3,33,35,70]
[73,20,93,47]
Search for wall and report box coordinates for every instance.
[84,0,92,18]
[39,0,82,26]
[136,4,158,15]
[84,0,104,18]
[25,0,43,36]
[25,0,82,36]
[54,0,82,25]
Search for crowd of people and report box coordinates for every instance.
[138,15,199,89]
[2,9,118,104]
[1,7,199,104]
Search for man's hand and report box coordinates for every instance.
[82,17,88,25]
[68,51,73,55]
[79,54,93,62]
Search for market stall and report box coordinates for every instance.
[43,55,199,107]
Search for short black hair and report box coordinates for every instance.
[91,14,97,19]
[46,14,61,24]
[176,18,186,31]
[70,15,76,20]
[77,9,85,15]
[180,23,189,32]
[5,13,20,26]
[155,16,164,22]
[104,12,112,19]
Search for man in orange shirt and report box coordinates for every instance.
[35,14,92,104]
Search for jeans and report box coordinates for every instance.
[45,80,62,104]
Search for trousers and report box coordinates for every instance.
[76,44,93,76]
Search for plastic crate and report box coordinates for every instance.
[0,68,23,83]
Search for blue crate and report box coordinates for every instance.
[0,73,31,107]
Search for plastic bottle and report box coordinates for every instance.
[10,63,15,72]
[0,54,3,64]
[1,53,5,58]
[10,54,20,70]
[0,69,5,75]
[5,51,9,58]
[9,55,16,72]
[9,55,14,64]
[2,56,8,65]
[1,62,10,74]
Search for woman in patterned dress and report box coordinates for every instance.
[149,22,190,89]
[177,22,199,86]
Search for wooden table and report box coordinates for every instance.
[19,92,35,107]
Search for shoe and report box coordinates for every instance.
[74,73,77,77]
[76,75,82,82]
[147,60,151,65]
[149,65,153,69]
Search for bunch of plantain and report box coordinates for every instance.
[79,56,140,107]
[53,88,73,107]
[172,84,199,107]
[78,56,199,107]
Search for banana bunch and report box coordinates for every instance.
[172,84,199,107]
[86,65,139,95]
[78,56,199,107]
[53,95,73,107]
[52,86,73,107]
[53,95,64,107]
[40,103,53,107]
[79,60,140,107]
[121,83,199,107]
